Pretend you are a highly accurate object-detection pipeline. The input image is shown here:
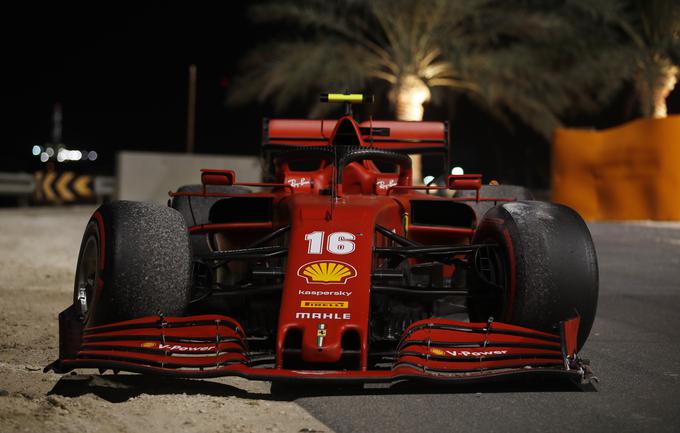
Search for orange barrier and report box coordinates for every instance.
[552,116,680,220]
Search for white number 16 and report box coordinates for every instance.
[305,231,356,255]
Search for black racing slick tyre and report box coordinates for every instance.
[455,184,534,224]
[73,201,192,326]
[467,201,598,350]
[171,184,251,256]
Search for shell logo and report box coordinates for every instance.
[297,260,357,284]
[141,342,156,348]
[430,348,445,356]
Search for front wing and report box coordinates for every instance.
[45,306,592,385]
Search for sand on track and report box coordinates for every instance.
[0,206,331,433]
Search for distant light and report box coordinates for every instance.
[451,166,464,175]
[55,148,87,162]
[423,175,435,185]
[45,147,55,157]
[87,151,98,161]
[40,152,49,163]
[32,145,41,156]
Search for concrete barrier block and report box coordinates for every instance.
[117,151,261,203]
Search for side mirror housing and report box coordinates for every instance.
[201,169,235,187]
[447,174,482,191]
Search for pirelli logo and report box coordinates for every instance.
[300,300,348,309]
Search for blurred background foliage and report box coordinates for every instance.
[228,0,680,141]
[228,0,680,137]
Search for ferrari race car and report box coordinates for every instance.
[46,94,598,385]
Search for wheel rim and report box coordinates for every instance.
[75,234,98,322]
[470,244,508,320]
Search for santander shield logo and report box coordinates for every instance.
[297,260,357,284]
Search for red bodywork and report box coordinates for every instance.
[52,314,583,383]
[47,114,590,384]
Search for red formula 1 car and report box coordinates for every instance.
[46,94,598,385]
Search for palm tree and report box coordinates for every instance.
[451,0,637,134]
[229,0,489,181]
[617,0,679,117]
[470,0,680,125]
[227,0,654,179]
[562,0,679,118]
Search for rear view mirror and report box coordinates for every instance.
[447,174,481,191]
[201,169,235,186]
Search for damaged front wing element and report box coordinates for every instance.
[45,306,593,385]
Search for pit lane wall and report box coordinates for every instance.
[117,151,260,204]
[552,115,680,220]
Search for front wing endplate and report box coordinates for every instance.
[45,307,591,384]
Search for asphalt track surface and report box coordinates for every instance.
[290,222,680,433]
[3,207,678,433]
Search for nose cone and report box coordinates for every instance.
[276,194,402,369]
[299,318,345,363]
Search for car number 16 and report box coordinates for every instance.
[305,231,356,255]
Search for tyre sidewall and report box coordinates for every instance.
[472,201,599,349]
[72,218,103,326]
[86,201,192,325]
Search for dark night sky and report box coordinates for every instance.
[3,2,261,174]
[3,2,679,186]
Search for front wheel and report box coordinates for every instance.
[73,201,192,326]
[467,201,598,350]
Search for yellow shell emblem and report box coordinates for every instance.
[430,348,446,356]
[140,342,156,348]
[298,260,357,284]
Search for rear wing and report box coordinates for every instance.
[262,118,449,154]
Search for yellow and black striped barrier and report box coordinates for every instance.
[33,171,95,204]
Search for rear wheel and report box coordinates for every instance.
[455,184,534,224]
[73,201,192,326]
[467,201,598,350]
[171,184,251,256]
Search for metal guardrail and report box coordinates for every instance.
[0,172,35,195]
